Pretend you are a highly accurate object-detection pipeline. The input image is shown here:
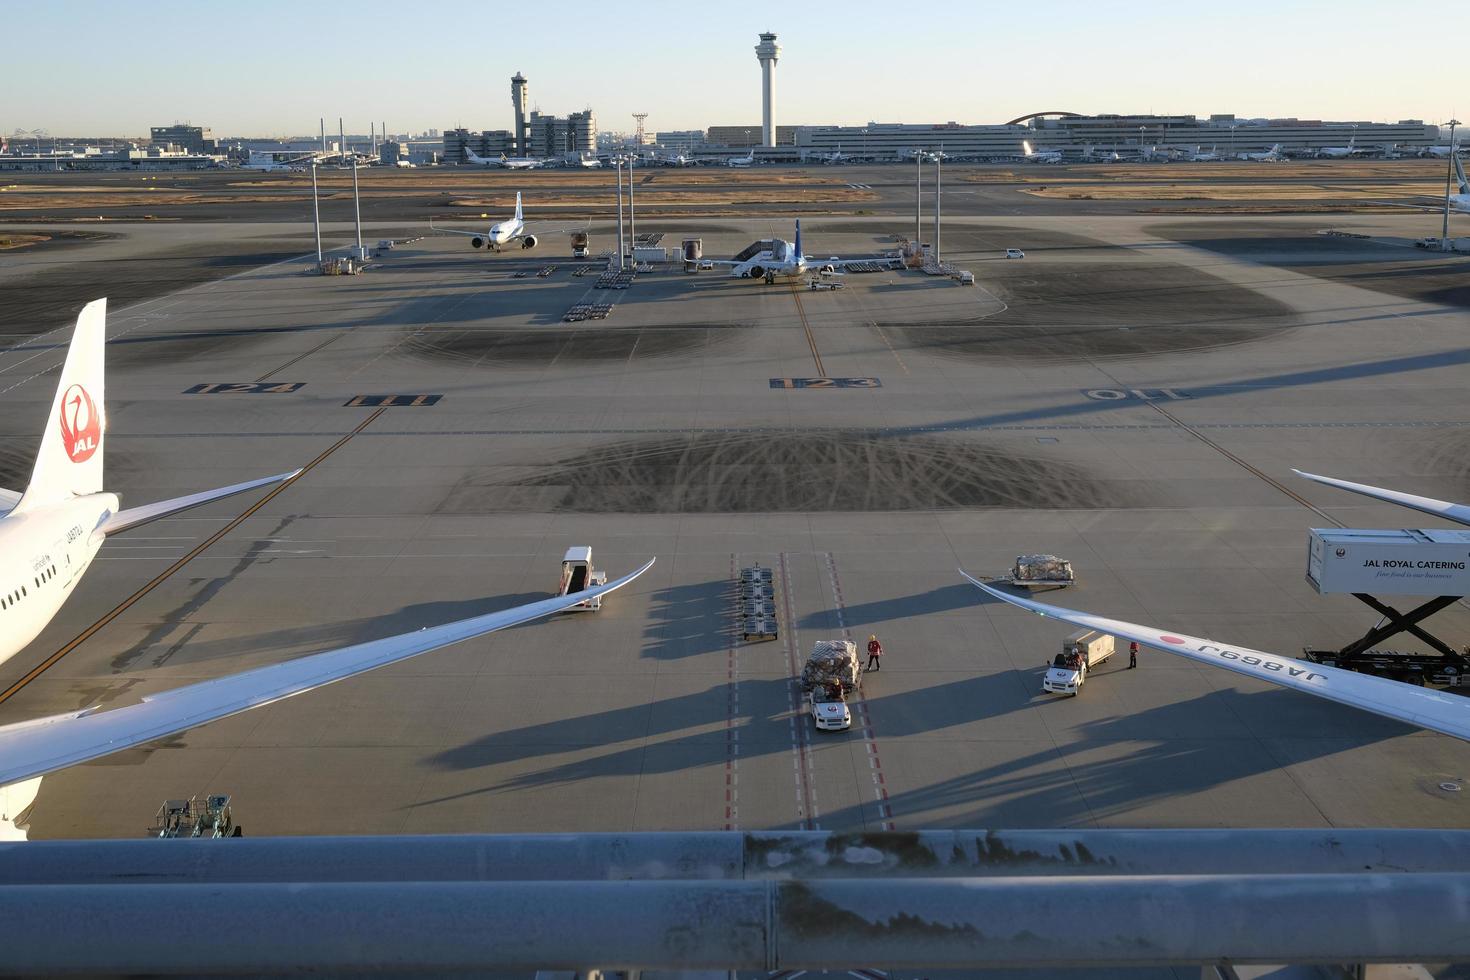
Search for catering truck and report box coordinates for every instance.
[1043,629,1115,695]
[1303,527,1470,687]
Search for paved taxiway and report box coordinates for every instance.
[1,211,1469,838]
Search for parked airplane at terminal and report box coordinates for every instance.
[1021,140,1063,164]
[1241,143,1286,162]
[727,151,755,168]
[962,570,1470,743]
[1186,145,1221,162]
[0,557,654,838]
[0,300,297,670]
[1293,469,1470,526]
[821,144,851,164]
[710,220,890,281]
[1422,143,1465,159]
[1316,134,1361,159]
[431,192,584,251]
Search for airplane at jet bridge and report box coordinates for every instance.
[0,299,297,669]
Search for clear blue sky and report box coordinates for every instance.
[6,0,1458,136]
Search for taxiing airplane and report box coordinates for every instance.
[1187,145,1221,162]
[431,192,585,251]
[1021,140,1063,164]
[0,299,297,670]
[465,149,549,170]
[0,557,654,837]
[963,570,1470,742]
[821,144,850,165]
[727,151,755,168]
[710,219,891,282]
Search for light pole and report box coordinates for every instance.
[915,148,924,246]
[1443,119,1460,252]
[350,148,363,260]
[1230,124,1237,160]
[933,148,943,266]
[615,156,625,270]
[628,155,637,256]
[310,161,322,265]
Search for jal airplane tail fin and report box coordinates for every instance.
[514,191,523,223]
[1022,140,1034,156]
[15,299,107,512]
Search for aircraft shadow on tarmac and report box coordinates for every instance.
[415,677,1401,828]
[796,583,980,631]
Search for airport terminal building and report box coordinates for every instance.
[788,115,1441,160]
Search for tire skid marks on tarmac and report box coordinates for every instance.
[725,552,741,831]
[823,552,895,831]
[778,552,819,830]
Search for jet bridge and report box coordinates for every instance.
[1304,527,1470,685]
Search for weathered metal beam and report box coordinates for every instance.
[10,829,1470,885]
[2,875,1469,973]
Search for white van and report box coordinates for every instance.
[1004,248,1026,259]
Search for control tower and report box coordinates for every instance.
[511,72,529,155]
[754,32,780,148]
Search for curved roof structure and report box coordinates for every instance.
[1004,111,1083,126]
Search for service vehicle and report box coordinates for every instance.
[1003,554,1075,589]
[1043,629,1115,695]
[808,686,852,732]
[1004,248,1026,259]
[558,546,609,611]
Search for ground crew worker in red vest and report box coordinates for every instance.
[866,635,884,672]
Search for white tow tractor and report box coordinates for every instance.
[1043,629,1114,695]
[558,547,609,611]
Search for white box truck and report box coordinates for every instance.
[558,546,609,611]
[1043,629,1114,695]
[1306,528,1470,597]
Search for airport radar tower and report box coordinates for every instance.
[511,73,529,155]
[755,32,780,148]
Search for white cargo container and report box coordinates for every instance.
[1306,528,1470,597]
[1042,629,1114,695]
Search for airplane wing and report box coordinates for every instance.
[1292,469,1470,527]
[99,470,301,536]
[429,220,490,238]
[0,558,655,788]
[515,222,590,239]
[960,570,1470,742]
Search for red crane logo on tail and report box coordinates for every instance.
[59,384,101,463]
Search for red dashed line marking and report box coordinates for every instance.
[780,552,819,830]
[725,552,740,831]
[825,552,895,831]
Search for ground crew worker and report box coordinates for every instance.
[866,635,884,672]
[1129,641,1139,669]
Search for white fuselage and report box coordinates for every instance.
[0,493,116,665]
[727,239,823,280]
[485,217,525,249]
